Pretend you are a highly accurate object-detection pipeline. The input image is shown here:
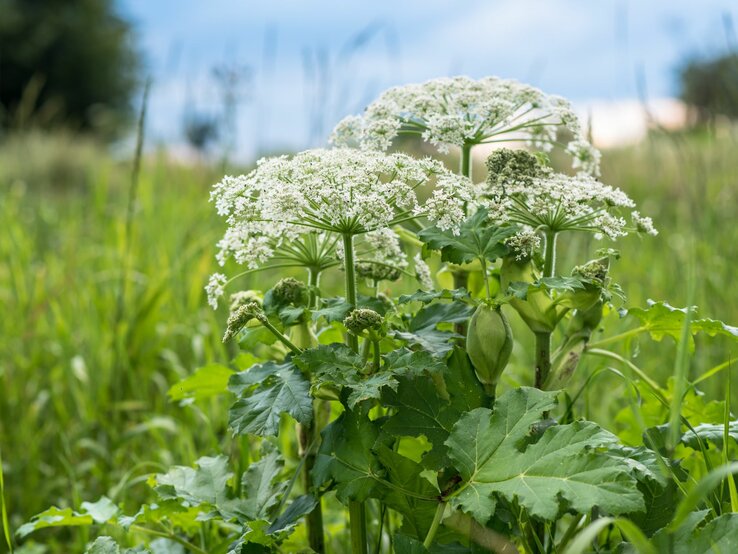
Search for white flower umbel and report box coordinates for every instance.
[488,170,636,240]
[331,76,600,175]
[210,148,473,270]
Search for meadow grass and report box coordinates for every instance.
[1,127,737,551]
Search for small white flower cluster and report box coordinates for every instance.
[505,229,542,260]
[331,76,599,174]
[413,254,433,290]
[488,170,644,240]
[206,273,228,309]
[210,148,473,271]
[631,211,658,236]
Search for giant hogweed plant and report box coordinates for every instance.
[17,77,738,554]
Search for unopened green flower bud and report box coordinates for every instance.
[223,302,264,342]
[229,290,262,312]
[343,308,384,336]
[466,304,514,389]
[271,277,309,307]
[356,261,402,282]
[560,257,610,311]
[500,256,558,333]
[486,148,547,189]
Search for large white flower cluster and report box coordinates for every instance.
[210,148,474,271]
[331,76,600,174]
[487,170,656,240]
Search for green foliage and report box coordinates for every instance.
[446,388,643,523]
[228,360,313,437]
[622,300,738,350]
[418,209,516,265]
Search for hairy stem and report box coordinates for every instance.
[298,420,325,553]
[534,331,552,389]
[342,232,368,554]
[349,501,368,554]
[300,269,325,553]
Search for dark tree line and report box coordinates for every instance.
[680,52,738,124]
[0,0,139,135]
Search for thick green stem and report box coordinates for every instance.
[460,143,472,180]
[308,267,321,309]
[298,421,325,553]
[479,257,491,299]
[342,232,368,554]
[543,231,557,278]
[372,340,381,373]
[302,269,325,552]
[423,503,446,548]
[535,231,556,389]
[534,331,552,389]
[343,233,359,353]
[349,501,368,554]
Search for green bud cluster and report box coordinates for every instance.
[229,290,262,312]
[486,148,547,189]
[343,308,384,337]
[356,261,402,282]
[466,304,514,390]
[271,277,310,307]
[223,302,264,343]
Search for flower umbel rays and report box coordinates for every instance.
[331,75,600,175]
[485,149,655,240]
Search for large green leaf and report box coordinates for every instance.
[85,537,152,554]
[375,446,439,538]
[398,289,470,305]
[419,209,516,265]
[393,301,474,357]
[228,359,312,436]
[445,387,644,523]
[382,348,484,470]
[238,447,287,521]
[17,497,119,539]
[313,410,384,502]
[155,455,231,506]
[168,363,233,402]
[622,300,738,351]
[382,376,461,470]
[653,513,738,553]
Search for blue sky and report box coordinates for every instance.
[119,0,738,159]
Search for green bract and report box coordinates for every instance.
[466,304,513,390]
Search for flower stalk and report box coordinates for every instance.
[342,232,368,554]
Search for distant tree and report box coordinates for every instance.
[0,0,139,135]
[183,111,220,155]
[679,52,738,124]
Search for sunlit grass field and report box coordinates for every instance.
[1,127,737,551]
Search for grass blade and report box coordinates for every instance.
[0,447,13,553]
[563,516,655,554]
